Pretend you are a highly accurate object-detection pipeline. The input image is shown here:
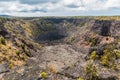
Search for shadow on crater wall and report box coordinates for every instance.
[92,20,112,36]
[37,31,66,41]
[101,21,111,36]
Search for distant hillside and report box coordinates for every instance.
[0,15,13,18]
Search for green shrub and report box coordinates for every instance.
[9,63,14,69]
[40,72,47,79]
[87,37,98,46]
[117,38,120,42]
[100,49,115,67]
[0,37,6,45]
[77,77,84,80]
[68,37,75,43]
[114,49,120,58]
[90,51,98,60]
[85,61,98,80]
[24,47,32,57]
[21,44,32,57]
[100,45,117,67]
[15,50,20,55]
[79,22,86,27]
[100,55,109,66]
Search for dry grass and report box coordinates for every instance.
[0,36,28,68]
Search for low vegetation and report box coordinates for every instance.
[85,61,98,80]
[40,72,47,79]
[77,77,84,80]
[89,42,120,70]
[0,35,31,68]
[0,37,6,45]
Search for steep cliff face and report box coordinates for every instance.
[91,20,120,37]
[0,18,39,70]
[0,17,120,80]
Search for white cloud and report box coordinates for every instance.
[60,0,82,6]
[0,0,120,16]
[105,0,120,9]
[0,1,37,13]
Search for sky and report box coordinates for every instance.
[0,0,120,16]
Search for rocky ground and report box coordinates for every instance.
[0,17,120,80]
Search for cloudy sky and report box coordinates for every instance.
[0,0,120,16]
